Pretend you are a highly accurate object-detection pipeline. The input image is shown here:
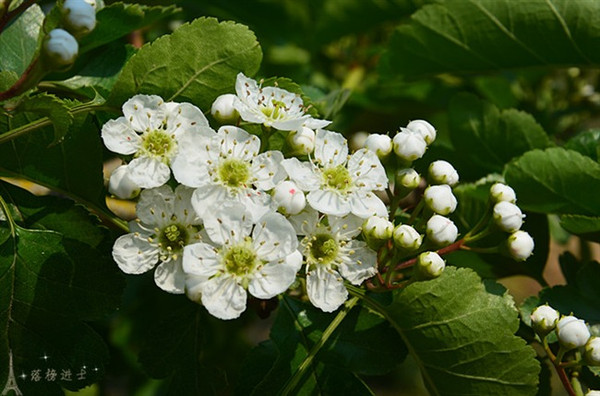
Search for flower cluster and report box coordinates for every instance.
[105,72,534,320]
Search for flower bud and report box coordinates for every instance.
[108,165,141,199]
[428,160,459,186]
[507,230,534,261]
[530,305,559,335]
[211,94,239,124]
[490,182,517,203]
[272,181,306,215]
[395,168,421,190]
[288,127,315,155]
[426,215,458,246]
[393,224,422,250]
[417,251,445,278]
[363,215,394,240]
[62,0,96,36]
[43,29,79,66]
[349,131,369,152]
[364,134,392,158]
[586,391,600,396]
[406,119,436,145]
[393,130,427,162]
[557,315,590,350]
[424,184,457,215]
[585,337,600,366]
[83,0,97,9]
[493,201,525,232]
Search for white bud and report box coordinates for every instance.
[406,119,436,145]
[530,305,559,335]
[272,181,306,215]
[557,315,590,350]
[364,134,392,158]
[490,182,517,203]
[424,184,457,215]
[350,131,369,151]
[363,215,394,240]
[83,0,97,9]
[507,230,534,261]
[108,165,141,199]
[493,201,525,232]
[62,0,96,36]
[428,160,459,186]
[393,224,422,250]
[288,127,315,155]
[417,251,445,278]
[211,94,239,124]
[586,391,600,396]
[393,130,427,162]
[44,29,79,66]
[395,168,421,190]
[426,215,458,246]
[585,337,600,366]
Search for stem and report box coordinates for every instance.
[463,202,492,240]
[543,341,579,396]
[407,198,425,225]
[0,57,42,102]
[394,238,465,271]
[280,296,359,396]
[0,0,36,33]
[0,194,16,237]
[555,365,578,396]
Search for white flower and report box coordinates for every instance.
[586,391,600,396]
[406,120,436,145]
[493,201,524,232]
[290,208,377,312]
[108,164,140,199]
[426,215,458,246]
[393,129,427,162]
[272,180,306,215]
[585,337,600,366]
[101,95,215,189]
[507,230,534,261]
[112,185,202,294]
[393,224,422,250]
[287,127,315,155]
[417,251,445,278]
[363,215,394,239]
[424,184,457,215]
[530,305,559,335]
[395,168,421,189]
[428,160,459,186]
[182,203,301,320]
[557,316,590,350]
[282,129,388,218]
[62,0,96,36]
[177,126,286,222]
[364,134,392,158]
[233,73,330,131]
[490,182,517,203]
[211,94,239,124]
[44,29,78,66]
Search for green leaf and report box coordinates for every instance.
[108,17,262,110]
[448,93,550,177]
[384,0,600,78]
[559,214,600,242]
[384,267,540,396]
[79,3,179,53]
[0,70,18,91]
[0,4,44,75]
[564,128,600,161]
[504,148,600,216]
[17,93,74,145]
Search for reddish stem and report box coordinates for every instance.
[0,0,37,33]
[554,364,577,396]
[0,58,38,102]
[394,238,466,271]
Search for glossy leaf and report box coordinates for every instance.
[0,4,43,75]
[559,214,600,242]
[564,128,600,161]
[17,93,74,145]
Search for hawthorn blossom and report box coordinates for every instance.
[182,203,302,320]
[282,129,388,218]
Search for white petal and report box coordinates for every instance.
[338,242,377,285]
[164,101,210,136]
[306,266,348,312]
[171,152,211,188]
[128,157,171,189]
[238,189,273,222]
[307,190,351,217]
[174,127,217,161]
[122,94,166,132]
[191,184,228,220]
[154,257,186,294]
[202,202,252,246]
[217,126,260,161]
[350,191,387,218]
[281,158,321,191]
[101,117,141,155]
[173,185,200,224]
[248,250,302,299]
[251,151,286,190]
[185,274,206,302]
[235,72,260,98]
[112,233,158,274]
[252,213,298,261]
[314,129,348,167]
[136,185,176,226]
[328,214,364,239]
[288,207,320,236]
[347,149,388,191]
[271,117,310,132]
[182,242,220,277]
[304,117,332,130]
[201,275,247,320]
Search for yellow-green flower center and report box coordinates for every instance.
[218,158,251,188]
[322,165,352,192]
[159,223,188,252]
[261,99,287,120]
[309,233,339,265]
[140,130,176,163]
[223,244,257,276]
